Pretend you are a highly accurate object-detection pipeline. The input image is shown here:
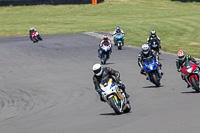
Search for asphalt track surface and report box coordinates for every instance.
[0,33,200,133]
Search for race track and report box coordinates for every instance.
[0,33,199,133]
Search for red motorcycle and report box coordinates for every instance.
[31,31,39,43]
[181,60,200,92]
[30,31,42,43]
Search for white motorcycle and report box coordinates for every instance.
[99,44,111,64]
[99,78,131,114]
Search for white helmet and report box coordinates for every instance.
[30,27,35,30]
[142,44,149,55]
[93,64,103,76]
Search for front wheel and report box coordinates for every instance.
[123,100,131,113]
[152,72,160,87]
[191,77,200,92]
[118,43,122,50]
[109,96,122,115]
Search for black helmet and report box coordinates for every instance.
[151,30,156,37]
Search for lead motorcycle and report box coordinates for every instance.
[31,31,42,43]
[181,60,200,92]
[99,78,131,114]
[143,57,162,87]
[99,43,111,64]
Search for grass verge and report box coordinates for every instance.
[0,0,200,57]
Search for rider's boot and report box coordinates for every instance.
[187,84,191,88]
[100,95,106,102]
[158,69,164,77]
[124,92,130,98]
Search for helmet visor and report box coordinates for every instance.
[179,55,185,61]
[143,49,149,53]
[93,68,101,74]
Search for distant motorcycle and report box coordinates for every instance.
[143,57,162,87]
[100,78,131,114]
[99,43,111,64]
[148,38,161,55]
[181,60,200,92]
[31,31,42,43]
[114,33,124,50]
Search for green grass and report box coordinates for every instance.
[0,0,200,57]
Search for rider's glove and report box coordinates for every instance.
[177,68,182,72]
[97,89,101,94]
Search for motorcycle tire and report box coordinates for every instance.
[191,77,200,93]
[152,72,160,87]
[123,101,131,113]
[118,43,122,50]
[109,96,122,115]
[103,54,107,64]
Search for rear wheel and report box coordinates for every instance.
[109,96,122,115]
[191,77,200,92]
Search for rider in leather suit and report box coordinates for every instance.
[98,35,112,57]
[29,27,42,41]
[176,50,199,88]
[138,44,163,79]
[146,30,161,45]
[92,64,129,102]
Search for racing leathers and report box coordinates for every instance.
[176,55,199,87]
[147,35,161,48]
[29,29,42,41]
[98,39,112,57]
[112,29,125,45]
[138,49,163,77]
[93,67,129,102]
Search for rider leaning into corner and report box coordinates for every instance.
[92,64,129,102]
[29,27,42,41]
[98,35,112,57]
[138,44,163,80]
[112,26,125,45]
[176,50,200,88]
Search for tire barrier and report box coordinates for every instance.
[171,0,200,2]
[0,0,104,6]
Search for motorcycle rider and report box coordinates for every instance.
[98,35,112,58]
[176,50,199,88]
[146,30,161,48]
[112,26,125,46]
[138,44,163,79]
[29,27,42,41]
[92,63,129,102]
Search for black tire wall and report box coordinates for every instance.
[0,0,104,6]
[171,0,200,2]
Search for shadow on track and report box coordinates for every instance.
[181,91,200,94]
[100,112,131,116]
[99,112,118,116]
[102,63,115,65]
[142,85,164,88]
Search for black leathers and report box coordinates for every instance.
[138,49,158,70]
[93,67,121,93]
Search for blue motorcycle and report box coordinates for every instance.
[99,44,111,64]
[114,33,124,50]
[143,58,161,87]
